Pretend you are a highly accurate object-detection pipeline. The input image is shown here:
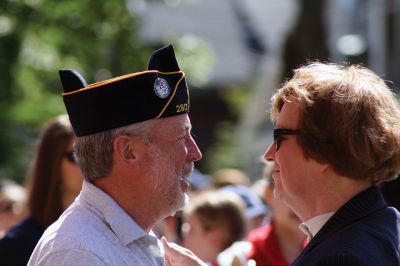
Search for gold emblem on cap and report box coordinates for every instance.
[154,77,170,99]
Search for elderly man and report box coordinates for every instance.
[264,62,400,265]
[28,45,202,265]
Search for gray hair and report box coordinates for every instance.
[74,120,155,181]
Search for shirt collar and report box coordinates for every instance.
[299,212,335,240]
[80,180,148,246]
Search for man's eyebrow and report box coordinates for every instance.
[169,124,191,138]
[184,124,192,131]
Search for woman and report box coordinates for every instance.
[0,114,83,266]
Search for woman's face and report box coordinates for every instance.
[60,138,83,199]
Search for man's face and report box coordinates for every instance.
[264,101,323,220]
[146,114,202,214]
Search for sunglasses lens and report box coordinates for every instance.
[275,138,280,151]
[64,152,76,164]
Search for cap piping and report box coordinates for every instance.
[62,70,185,96]
[155,71,186,119]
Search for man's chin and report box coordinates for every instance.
[183,192,190,206]
[170,193,189,216]
[179,192,190,209]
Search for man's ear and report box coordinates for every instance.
[113,135,136,163]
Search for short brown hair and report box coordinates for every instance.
[271,62,400,184]
[74,119,154,181]
[184,190,246,250]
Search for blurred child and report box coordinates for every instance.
[0,180,26,237]
[182,190,247,266]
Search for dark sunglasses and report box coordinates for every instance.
[64,152,76,164]
[273,128,301,151]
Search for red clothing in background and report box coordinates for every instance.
[246,221,304,266]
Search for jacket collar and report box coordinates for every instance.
[295,186,386,262]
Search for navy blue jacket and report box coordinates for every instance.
[0,217,44,266]
[293,186,400,266]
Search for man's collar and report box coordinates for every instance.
[81,180,148,245]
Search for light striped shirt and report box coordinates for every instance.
[28,180,165,266]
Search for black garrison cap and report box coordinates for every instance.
[59,45,190,137]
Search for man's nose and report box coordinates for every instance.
[187,136,202,161]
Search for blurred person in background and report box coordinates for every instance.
[212,168,250,189]
[220,185,268,231]
[182,190,247,266]
[155,211,185,245]
[0,114,83,266]
[246,161,305,266]
[213,168,268,230]
[0,180,26,237]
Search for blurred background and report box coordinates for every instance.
[0,0,399,183]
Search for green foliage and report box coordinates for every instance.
[204,120,245,173]
[220,83,252,117]
[0,0,149,181]
[203,83,252,174]
[168,34,215,87]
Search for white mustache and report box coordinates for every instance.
[182,162,194,178]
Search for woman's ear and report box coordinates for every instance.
[113,135,136,163]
